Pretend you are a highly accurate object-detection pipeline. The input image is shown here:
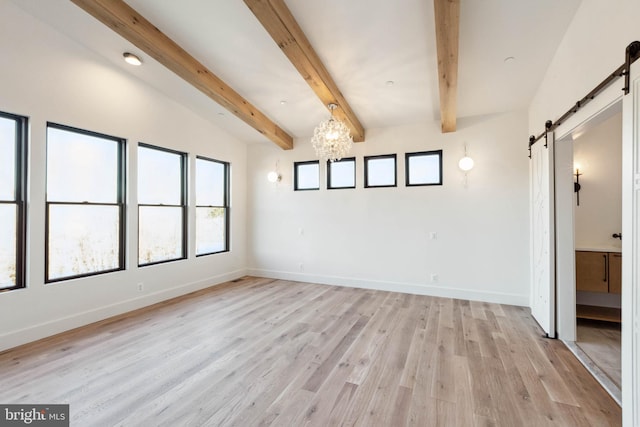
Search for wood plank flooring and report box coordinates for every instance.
[0,277,621,426]
[577,318,622,389]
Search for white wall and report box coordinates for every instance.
[529,0,640,134]
[0,2,248,351]
[574,111,623,250]
[247,112,531,306]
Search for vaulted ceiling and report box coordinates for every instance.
[11,0,582,147]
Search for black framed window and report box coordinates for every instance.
[0,112,27,291]
[138,144,187,266]
[196,156,229,256]
[364,154,397,188]
[405,150,443,186]
[327,157,356,189]
[46,123,125,282]
[294,161,320,191]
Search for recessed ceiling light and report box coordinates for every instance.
[385,80,395,87]
[123,52,142,66]
[280,100,287,105]
[504,56,515,63]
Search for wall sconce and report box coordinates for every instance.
[267,171,281,183]
[459,144,474,188]
[459,143,474,172]
[458,156,474,172]
[574,167,582,206]
[267,160,281,183]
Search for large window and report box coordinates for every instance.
[196,156,229,256]
[138,144,187,266]
[46,123,125,282]
[0,112,27,291]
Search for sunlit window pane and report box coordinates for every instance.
[48,205,120,280]
[294,162,319,190]
[47,126,118,203]
[0,117,16,201]
[196,158,225,206]
[407,151,442,186]
[0,204,17,289]
[138,146,182,205]
[365,155,396,187]
[196,208,226,255]
[139,206,183,264]
[328,158,355,189]
[46,124,124,283]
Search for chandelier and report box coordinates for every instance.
[311,103,353,162]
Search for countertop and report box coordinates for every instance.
[576,246,622,253]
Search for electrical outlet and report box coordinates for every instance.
[429,232,437,240]
[299,263,304,271]
[430,273,438,283]
[137,282,144,292]
[298,227,304,236]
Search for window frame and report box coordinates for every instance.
[327,157,356,190]
[195,155,230,257]
[45,122,126,283]
[137,142,188,267]
[405,150,444,187]
[364,154,397,188]
[0,111,28,292]
[293,160,320,191]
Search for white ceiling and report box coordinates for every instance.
[11,0,582,146]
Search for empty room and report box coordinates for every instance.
[1,0,639,426]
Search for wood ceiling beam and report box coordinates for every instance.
[244,0,365,142]
[70,0,293,150]
[433,0,460,133]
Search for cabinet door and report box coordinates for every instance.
[608,253,622,294]
[575,251,609,293]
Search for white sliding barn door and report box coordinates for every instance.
[530,133,555,337]
[622,61,640,427]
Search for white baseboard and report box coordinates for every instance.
[248,269,529,306]
[0,269,247,352]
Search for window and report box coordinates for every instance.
[196,156,229,256]
[294,161,320,191]
[138,144,187,266]
[46,124,125,282]
[0,112,27,291]
[406,150,443,186]
[327,157,356,189]
[364,154,397,188]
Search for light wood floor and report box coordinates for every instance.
[0,277,621,426]
[577,319,622,389]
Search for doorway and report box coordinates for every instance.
[555,101,623,403]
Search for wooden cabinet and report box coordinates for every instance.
[575,251,622,294]
[576,251,609,292]
[608,253,622,294]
